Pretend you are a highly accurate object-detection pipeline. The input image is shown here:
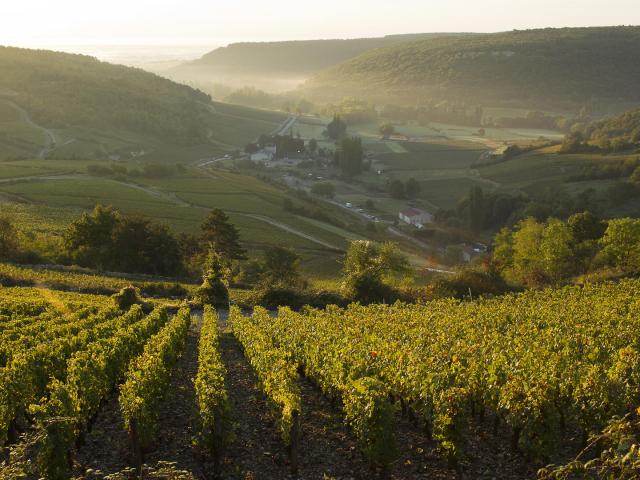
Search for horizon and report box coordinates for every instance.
[2,0,640,49]
[5,24,640,66]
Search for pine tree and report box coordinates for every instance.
[200,209,246,260]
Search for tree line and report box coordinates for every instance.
[492,212,640,286]
[0,206,244,278]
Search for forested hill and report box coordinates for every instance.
[0,46,212,144]
[302,26,640,110]
[563,107,640,151]
[172,33,471,77]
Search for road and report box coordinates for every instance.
[188,167,344,250]
[297,186,457,274]
[240,214,341,251]
[271,115,297,136]
[5,100,59,159]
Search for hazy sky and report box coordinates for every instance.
[2,0,639,47]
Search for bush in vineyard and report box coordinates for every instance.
[196,249,229,307]
[538,412,640,479]
[269,279,640,467]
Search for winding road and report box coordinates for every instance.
[4,100,59,159]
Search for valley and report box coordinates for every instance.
[2,16,640,479]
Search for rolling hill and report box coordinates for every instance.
[0,46,212,144]
[301,26,640,111]
[168,33,472,91]
[0,46,288,161]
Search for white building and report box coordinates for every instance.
[398,208,434,228]
[250,145,277,163]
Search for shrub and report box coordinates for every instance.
[254,286,306,310]
[112,285,143,310]
[196,277,229,308]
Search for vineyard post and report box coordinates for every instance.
[129,418,143,473]
[211,405,225,474]
[288,409,301,474]
[1,445,8,465]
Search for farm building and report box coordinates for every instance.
[398,207,433,227]
[250,145,276,163]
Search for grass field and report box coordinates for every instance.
[0,160,366,277]
[4,103,626,279]
[360,140,492,211]
[477,147,617,190]
[282,117,565,216]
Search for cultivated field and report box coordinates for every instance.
[3,279,639,479]
[0,159,369,277]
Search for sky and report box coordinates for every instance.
[2,0,639,47]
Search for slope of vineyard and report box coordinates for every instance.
[2,280,640,479]
[194,306,229,466]
[120,307,191,468]
[237,279,640,472]
[31,306,170,477]
[229,307,302,468]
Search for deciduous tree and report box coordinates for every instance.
[600,218,640,271]
[341,240,408,303]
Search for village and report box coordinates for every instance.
[200,125,490,268]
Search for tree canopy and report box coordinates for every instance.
[326,115,348,141]
[0,46,211,144]
[304,27,640,109]
[335,137,364,177]
[490,213,640,286]
[600,218,640,272]
[341,240,408,303]
[0,218,19,261]
[64,205,182,275]
[200,209,246,260]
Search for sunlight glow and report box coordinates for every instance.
[2,0,639,47]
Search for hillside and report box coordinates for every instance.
[0,46,290,160]
[302,26,640,110]
[0,46,213,144]
[168,33,471,91]
[563,107,640,151]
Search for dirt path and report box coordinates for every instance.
[66,311,535,480]
[217,331,293,478]
[74,315,204,478]
[294,379,369,479]
[142,313,204,474]
[241,213,341,251]
[0,169,342,252]
[75,382,135,475]
[217,326,461,480]
[5,100,59,158]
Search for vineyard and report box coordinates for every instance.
[0,281,639,478]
